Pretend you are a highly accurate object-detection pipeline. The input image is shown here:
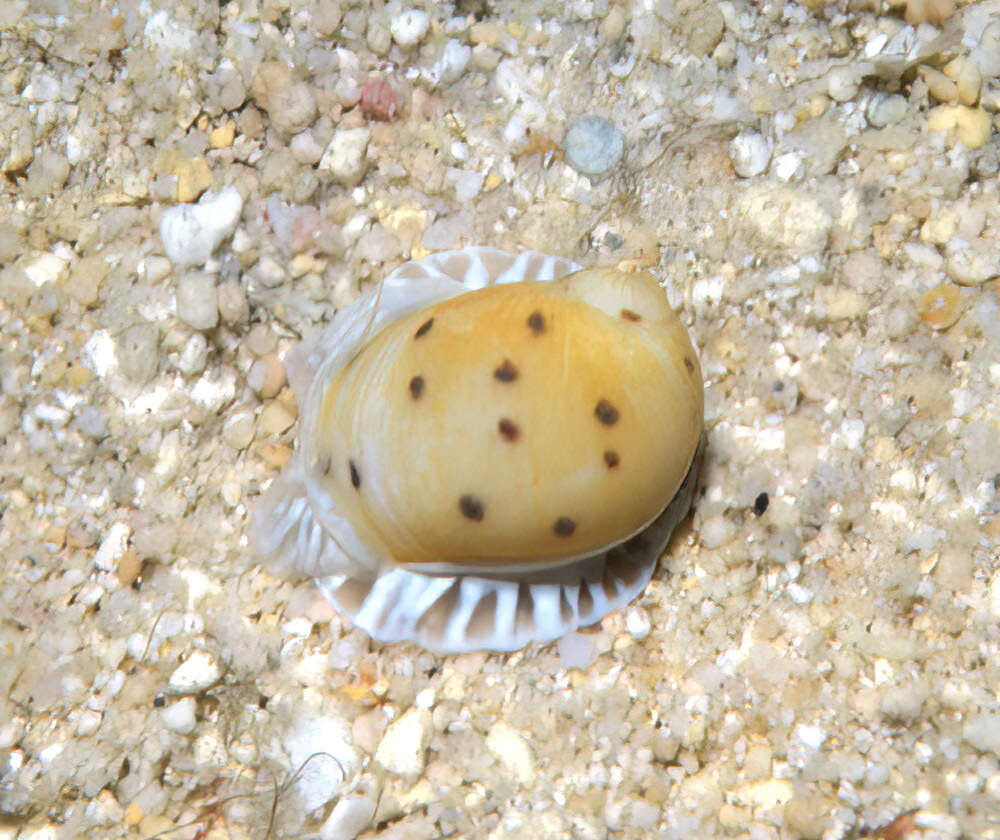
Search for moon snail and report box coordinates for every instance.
[250,248,705,653]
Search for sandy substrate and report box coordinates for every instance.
[1,1,999,838]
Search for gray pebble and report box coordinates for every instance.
[175,271,219,331]
[217,279,248,325]
[75,406,108,440]
[564,116,624,178]
[118,324,159,384]
[24,147,70,198]
[867,93,908,128]
[311,0,343,38]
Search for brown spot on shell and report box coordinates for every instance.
[317,455,332,476]
[498,418,520,442]
[684,356,695,373]
[553,516,576,536]
[459,494,484,521]
[409,375,425,399]
[604,450,620,469]
[493,359,519,382]
[349,460,361,489]
[414,317,434,338]
[526,311,545,334]
[620,308,641,322]
[594,399,619,425]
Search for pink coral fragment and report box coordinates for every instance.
[360,78,402,121]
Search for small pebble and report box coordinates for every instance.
[319,128,371,186]
[556,632,598,670]
[85,790,125,826]
[176,333,208,375]
[624,606,651,639]
[246,324,277,357]
[290,130,326,166]
[251,61,318,136]
[117,324,159,384]
[739,185,833,254]
[434,39,472,86]
[259,401,296,435]
[360,78,402,121]
[172,157,212,203]
[866,93,908,128]
[168,651,221,693]
[161,698,197,734]
[486,721,537,787]
[729,132,771,178]
[947,239,998,286]
[963,714,1000,757]
[247,354,286,398]
[944,58,981,106]
[319,796,376,840]
[772,152,803,181]
[284,716,357,809]
[216,279,248,325]
[75,709,102,737]
[25,147,70,197]
[175,271,218,331]
[784,794,832,840]
[76,406,108,440]
[904,0,954,25]
[193,729,228,768]
[140,256,172,284]
[209,122,236,149]
[159,185,244,267]
[920,66,959,104]
[927,105,993,149]
[954,107,992,149]
[311,0,343,38]
[973,23,1000,77]
[374,708,432,776]
[222,412,255,450]
[24,252,68,287]
[599,6,627,43]
[700,515,736,549]
[827,66,860,102]
[920,207,958,245]
[390,9,430,47]
[564,115,624,179]
[65,254,108,307]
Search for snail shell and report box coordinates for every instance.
[251,248,704,653]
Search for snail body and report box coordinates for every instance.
[252,248,704,653]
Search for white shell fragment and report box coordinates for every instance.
[251,247,704,653]
[159,185,243,267]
